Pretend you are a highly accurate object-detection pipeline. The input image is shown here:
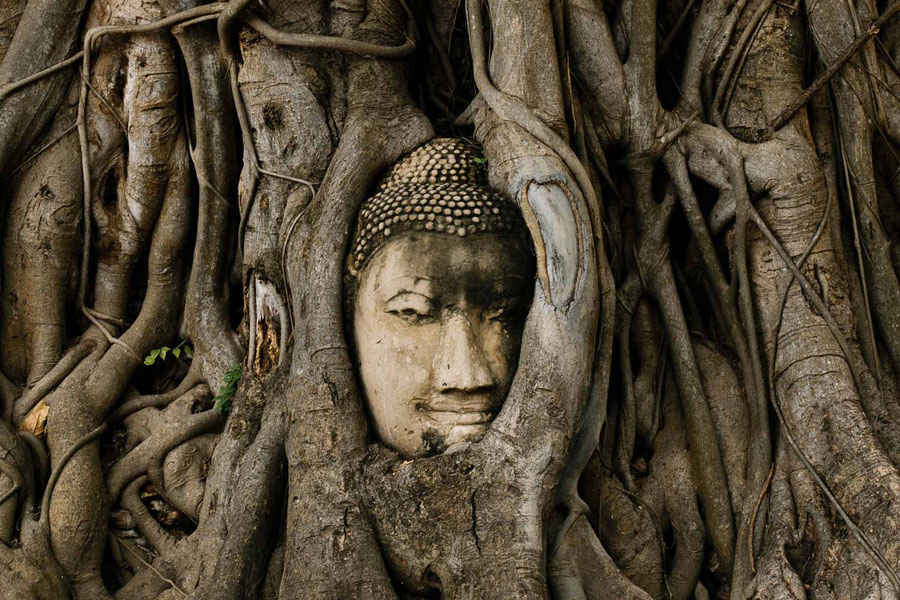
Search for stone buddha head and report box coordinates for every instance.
[346,138,535,457]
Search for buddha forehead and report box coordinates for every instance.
[362,232,534,301]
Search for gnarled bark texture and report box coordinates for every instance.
[1,0,900,599]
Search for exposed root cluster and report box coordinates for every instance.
[1,0,900,599]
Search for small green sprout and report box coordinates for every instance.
[213,363,243,414]
[144,340,193,366]
[473,156,488,169]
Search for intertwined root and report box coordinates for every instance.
[2,0,900,599]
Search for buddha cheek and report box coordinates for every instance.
[481,322,519,396]
[369,325,438,455]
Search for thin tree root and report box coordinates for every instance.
[115,534,186,598]
[242,14,415,57]
[767,0,900,132]
[0,52,84,102]
[12,339,98,424]
[39,423,108,536]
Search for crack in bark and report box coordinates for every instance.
[469,490,481,556]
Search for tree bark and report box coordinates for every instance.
[1,0,900,598]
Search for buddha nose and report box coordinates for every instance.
[433,312,495,393]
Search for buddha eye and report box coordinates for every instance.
[486,308,507,321]
[384,293,436,324]
[387,307,436,324]
[486,300,525,323]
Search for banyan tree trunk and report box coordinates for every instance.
[1,0,900,599]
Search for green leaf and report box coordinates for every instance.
[213,363,242,414]
[214,392,232,413]
[224,366,242,384]
[143,348,162,366]
[144,342,195,366]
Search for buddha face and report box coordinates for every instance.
[352,232,534,457]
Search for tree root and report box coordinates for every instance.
[11,339,97,424]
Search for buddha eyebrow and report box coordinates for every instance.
[496,275,530,283]
[385,290,435,303]
[371,275,433,295]
[489,275,532,292]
